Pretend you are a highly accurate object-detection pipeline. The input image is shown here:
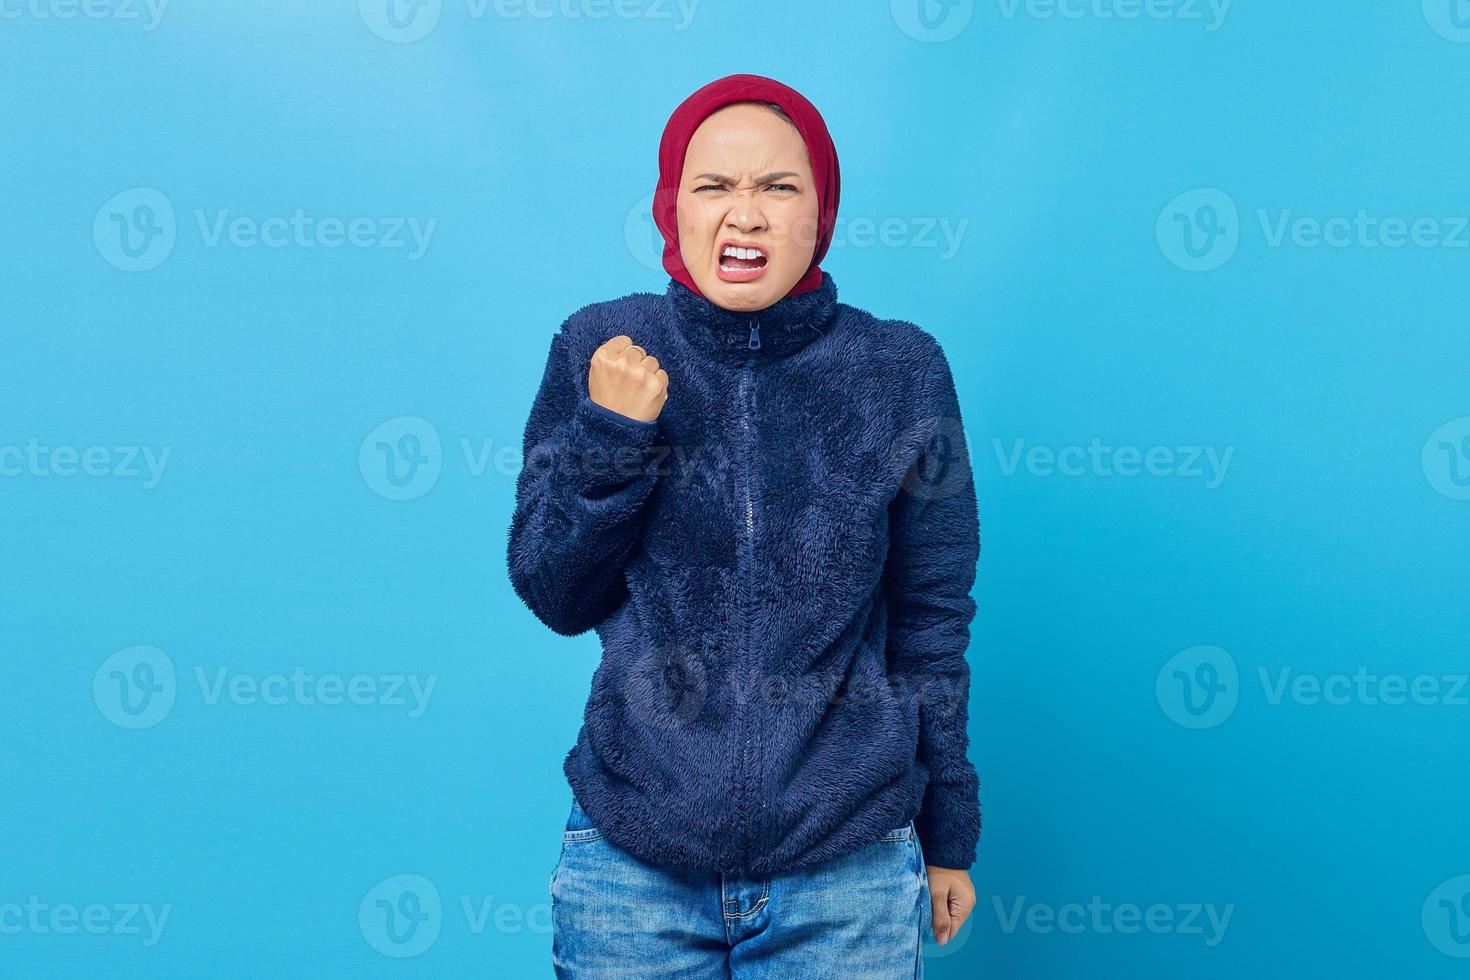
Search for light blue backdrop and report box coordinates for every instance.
[4,1,1468,976]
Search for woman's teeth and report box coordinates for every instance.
[720,245,767,271]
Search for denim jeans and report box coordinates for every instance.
[550,796,932,978]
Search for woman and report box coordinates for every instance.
[507,73,980,977]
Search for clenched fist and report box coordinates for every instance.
[588,335,669,424]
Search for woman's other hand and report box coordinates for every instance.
[926,865,976,945]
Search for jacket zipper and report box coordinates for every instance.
[735,325,758,868]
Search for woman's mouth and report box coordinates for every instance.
[717,243,768,282]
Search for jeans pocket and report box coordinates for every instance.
[910,822,928,884]
[553,798,603,895]
[878,820,914,843]
[877,820,925,884]
[562,796,602,843]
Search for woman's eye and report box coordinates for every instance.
[693,183,796,194]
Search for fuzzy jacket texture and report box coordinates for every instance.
[506,271,982,875]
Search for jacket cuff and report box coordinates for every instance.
[915,782,980,871]
[578,395,659,430]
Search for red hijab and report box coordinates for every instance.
[653,74,841,300]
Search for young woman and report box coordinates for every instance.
[508,73,980,977]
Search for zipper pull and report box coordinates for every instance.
[748,321,761,350]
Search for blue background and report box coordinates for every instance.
[4,0,1469,975]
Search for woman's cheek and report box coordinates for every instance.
[792,213,821,253]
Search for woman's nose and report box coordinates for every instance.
[726,199,767,233]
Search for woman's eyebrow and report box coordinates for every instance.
[692,171,802,184]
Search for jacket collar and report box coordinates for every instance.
[665,272,839,361]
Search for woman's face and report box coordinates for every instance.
[676,102,820,312]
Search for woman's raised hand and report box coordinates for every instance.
[588,335,669,424]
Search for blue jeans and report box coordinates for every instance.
[550,796,932,978]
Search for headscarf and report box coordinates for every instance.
[652,74,841,300]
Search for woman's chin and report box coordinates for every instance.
[700,270,797,311]
[706,284,773,312]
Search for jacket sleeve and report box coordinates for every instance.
[506,325,663,637]
[883,341,982,871]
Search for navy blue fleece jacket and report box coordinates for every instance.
[506,271,982,874]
